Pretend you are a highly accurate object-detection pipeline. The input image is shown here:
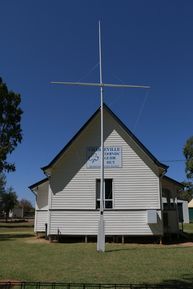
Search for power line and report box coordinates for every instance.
[77,62,99,82]
[133,89,150,131]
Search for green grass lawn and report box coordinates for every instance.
[0,220,34,236]
[1,222,193,285]
[183,223,193,234]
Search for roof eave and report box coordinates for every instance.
[28,177,49,191]
[163,175,184,189]
[41,103,168,173]
[103,104,168,172]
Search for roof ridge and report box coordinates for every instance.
[41,103,168,172]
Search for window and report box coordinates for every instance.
[96,179,113,209]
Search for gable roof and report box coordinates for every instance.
[163,175,184,189]
[29,177,48,191]
[41,103,168,172]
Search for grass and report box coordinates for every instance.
[0,222,193,285]
[183,222,193,233]
[0,220,34,236]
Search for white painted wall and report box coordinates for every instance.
[34,181,49,232]
[49,210,162,236]
[35,211,48,232]
[50,111,160,209]
[47,109,162,236]
[36,181,49,210]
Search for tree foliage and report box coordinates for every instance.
[0,173,6,195]
[178,181,193,202]
[0,173,6,215]
[18,198,33,211]
[0,78,23,173]
[1,187,18,222]
[184,136,193,180]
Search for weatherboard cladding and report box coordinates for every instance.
[35,211,48,232]
[35,182,49,211]
[49,211,162,236]
[40,108,163,236]
[29,177,48,191]
[33,179,49,233]
[49,110,160,212]
[32,104,169,235]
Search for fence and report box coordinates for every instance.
[0,282,193,289]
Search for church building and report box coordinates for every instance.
[29,104,183,241]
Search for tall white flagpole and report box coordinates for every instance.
[97,20,105,252]
[50,22,150,253]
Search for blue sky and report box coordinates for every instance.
[1,0,193,204]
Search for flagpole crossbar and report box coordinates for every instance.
[51,81,150,89]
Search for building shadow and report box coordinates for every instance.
[155,275,193,288]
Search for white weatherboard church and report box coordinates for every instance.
[29,104,183,241]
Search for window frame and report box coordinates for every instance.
[96,178,113,210]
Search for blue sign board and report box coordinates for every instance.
[86,146,122,168]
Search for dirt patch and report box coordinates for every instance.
[175,242,193,247]
[25,237,49,244]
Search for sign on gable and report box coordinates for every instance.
[86,146,122,168]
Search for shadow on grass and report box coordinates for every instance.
[0,278,193,289]
[162,231,193,245]
[0,233,34,241]
[156,274,193,288]
[0,225,34,228]
[105,248,140,253]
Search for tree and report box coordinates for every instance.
[18,198,33,212]
[0,173,6,195]
[184,136,193,180]
[0,78,23,173]
[1,187,18,222]
[178,181,193,202]
[0,173,6,217]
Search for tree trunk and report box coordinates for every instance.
[5,211,9,223]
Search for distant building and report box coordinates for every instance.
[177,199,189,224]
[162,197,189,224]
[9,207,24,219]
[188,199,193,222]
[29,104,183,241]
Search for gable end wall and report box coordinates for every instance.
[50,110,160,211]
